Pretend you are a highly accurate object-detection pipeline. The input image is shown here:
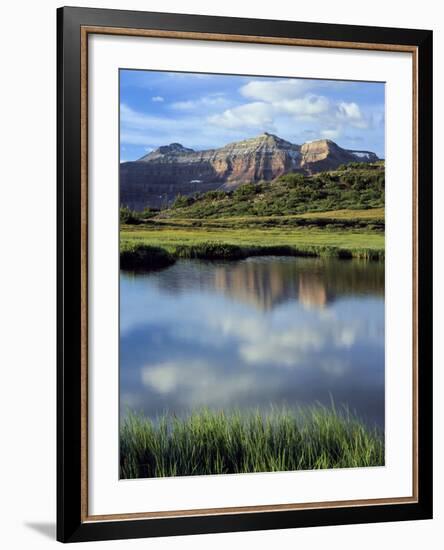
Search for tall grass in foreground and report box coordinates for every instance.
[120,407,384,479]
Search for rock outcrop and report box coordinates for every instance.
[120,133,379,210]
[300,140,378,173]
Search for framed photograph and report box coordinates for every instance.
[57,6,433,543]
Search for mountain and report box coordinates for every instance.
[120,133,379,210]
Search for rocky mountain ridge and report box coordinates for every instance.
[120,133,379,210]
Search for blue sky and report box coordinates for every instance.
[120,69,385,161]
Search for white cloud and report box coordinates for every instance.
[337,101,361,120]
[239,328,323,367]
[240,78,350,102]
[209,78,376,144]
[141,363,182,393]
[276,95,330,117]
[334,327,356,348]
[206,309,362,369]
[121,76,382,154]
[208,102,275,130]
[140,359,262,406]
[206,89,335,132]
[335,101,368,129]
[321,128,341,139]
[240,79,312,102]
[207,94,330,131]
[171,94,229,111]
[121,72,384,157]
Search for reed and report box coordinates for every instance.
[120,240,384,270]
[120,406,384,479]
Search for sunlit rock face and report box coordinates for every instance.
[300,139,378,173]
[120,133,379,209]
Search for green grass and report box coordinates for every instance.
[152,211,384,232]
[120,406,384,479]
[120,207,385,268]
[156,208,385,223]
[297,207,384,220]
[121,221,384,264]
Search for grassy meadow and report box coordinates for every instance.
[122,214,384,250]
[120,406,384,478]
[120,166,385,266]
[120,207,385,267]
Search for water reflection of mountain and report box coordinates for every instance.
[149,256,384,311]
[214,261,300,310]
[298,274,330,308]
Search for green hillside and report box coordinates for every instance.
[162,162,384,219]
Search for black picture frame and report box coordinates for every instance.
[57,6,433,543]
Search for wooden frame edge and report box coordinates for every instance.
[83,496,418,523]
[76,22,423,529]
[80,25,89,523]
[412,47,419,502]
[82,25,418,53]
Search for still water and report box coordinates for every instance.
[120,256,385,429]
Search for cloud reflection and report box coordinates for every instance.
[120,257,385,427]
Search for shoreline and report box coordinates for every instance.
[120,241,385,271]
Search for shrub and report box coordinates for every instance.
[155,165,385,218]
[120,243,175,270]
[140,207,157,219]
[171,194,194,209]
[120,206,141,224]
[202,190,226,201]
[232,184,256,201]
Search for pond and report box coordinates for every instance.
[120,256,385,429]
